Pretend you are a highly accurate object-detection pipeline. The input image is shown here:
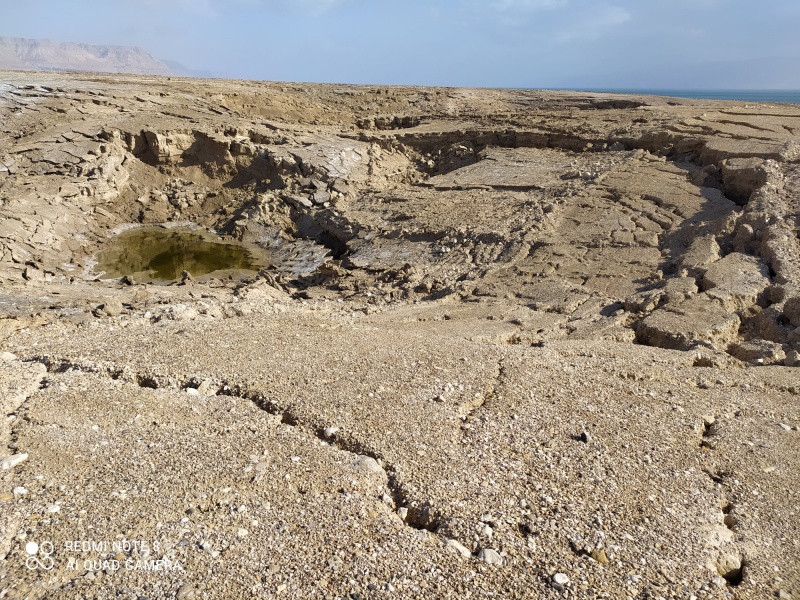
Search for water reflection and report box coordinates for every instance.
[96,227,269,283]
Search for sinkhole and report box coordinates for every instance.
[95,226,271,284]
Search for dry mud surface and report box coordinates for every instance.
[0,71,799,599]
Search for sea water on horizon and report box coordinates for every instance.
[564,89,800,104]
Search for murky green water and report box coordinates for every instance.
[96,227,270,283]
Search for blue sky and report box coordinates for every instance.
[3,0,799,88]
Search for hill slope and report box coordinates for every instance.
[0,36,177,75]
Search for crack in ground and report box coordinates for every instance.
[458,356,507,425]
[27,354,447,536]
[694,415,747,588]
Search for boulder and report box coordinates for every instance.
[701,253,770,311]
[730,340,786,365]
[720,158,768,204]
[783,296,800,327]
[636,296,740,351]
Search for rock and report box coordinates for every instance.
[12,486,27,496]
[477,548,502,565]
[784,296,800,327]
[0,453,28,469]
[715,553,743,581]
[590,548,609,564]
[22,266,44,282]
[701,253,771,311]
[323,426,340,438]
[180,270,195,285]
[635,297,740,351]
[236,528,248,538]
[176,585,197,600]
[350,455,384,476]
[95,299,123,317]
[679,235,721,276]
[785,350,800,367]
[553,572,570,586]
[730,340,786,365]
[196,379,218,396]
[779,423,792,431]
[287,194,313,209]
[311,190,331,205]
[0,352,17,362]
[579,430,591,443]
[331,179,352,195]
[444,538,472,558]
[720,157,769,204]
[46,504,60,513]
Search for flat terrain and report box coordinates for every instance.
[0,71,799,599]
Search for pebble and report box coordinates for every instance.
[478,548,502,565]
[46,504,61,513]
[553,572,570,586]
[12,487,27,496]
[236,528,248,538]
[0,352,17,362]
[444,538,472,558]
[396,507,408,521]
[350,455,383,475]
[590,548,609,564]
[197,379,217,395]
[778,423,792,431]
[579,430,591,443]
[0,453,29,470]
[324,426,340,438]
[176,585,197,600]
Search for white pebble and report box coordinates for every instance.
[478,548,503,565]
[553,572,570,585]
[444,538,472,558]
[0,453,28,470]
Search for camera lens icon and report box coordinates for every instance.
[25,541,55,571]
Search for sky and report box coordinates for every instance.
[2,0,800,88]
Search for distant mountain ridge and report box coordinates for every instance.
[0,36,187,76]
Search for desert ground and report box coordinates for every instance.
[0,71,799,599]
